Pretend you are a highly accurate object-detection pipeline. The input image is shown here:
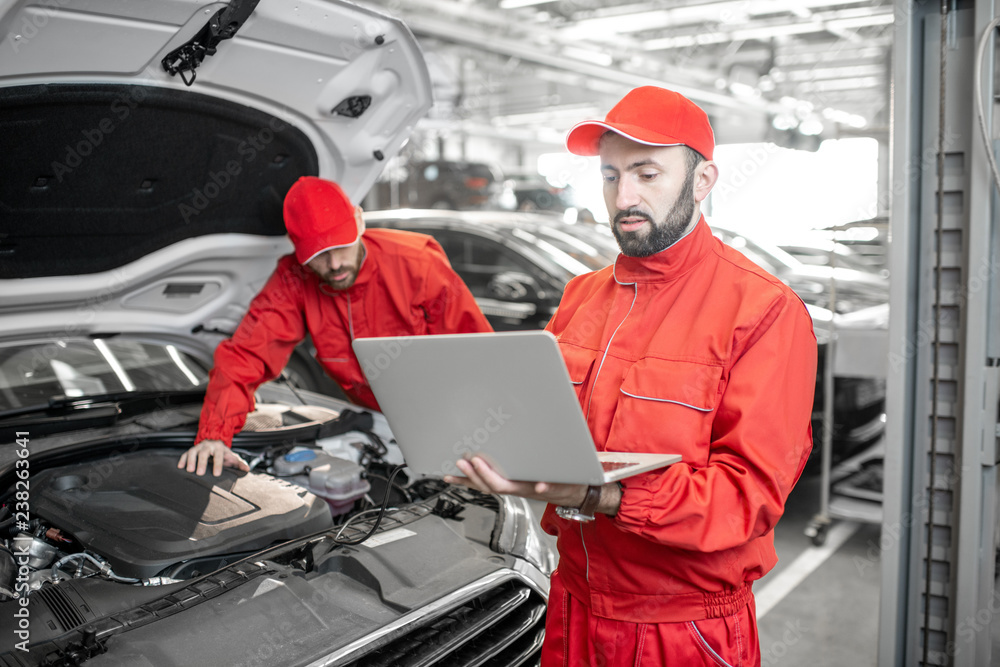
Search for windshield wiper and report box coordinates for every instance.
[0,389,206,422]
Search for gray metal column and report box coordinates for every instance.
[882,1,1000,665]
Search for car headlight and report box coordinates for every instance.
[492,496,557,576]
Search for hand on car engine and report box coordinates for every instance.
[177,439,250,477]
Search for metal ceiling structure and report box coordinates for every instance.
[356,0,894,149]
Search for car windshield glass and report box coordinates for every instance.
[512,225,618,276]
[783,244,876,273]
[0,339,209,410]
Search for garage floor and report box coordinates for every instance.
[531,474,1000,665]
[764,475,1000,666]
[757,474,881,665]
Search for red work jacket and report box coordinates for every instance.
[541,218,817,623]
[196,228,492,446]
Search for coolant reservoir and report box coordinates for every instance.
[274,448,370,516]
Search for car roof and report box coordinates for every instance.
[365,208,614,240]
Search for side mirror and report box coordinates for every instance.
[487,271,539,301]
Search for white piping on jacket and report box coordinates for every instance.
[619,390,713,412]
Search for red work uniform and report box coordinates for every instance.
[540,218,817,666]
[195,228,492,446]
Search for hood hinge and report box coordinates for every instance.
[162,0,261,86]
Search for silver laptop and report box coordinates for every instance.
[351,331,680,485]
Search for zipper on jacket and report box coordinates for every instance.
[346,297,356,340]
[582,276,637,593]
[586,278,638,421]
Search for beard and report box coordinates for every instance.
[314,244,364,290]
[611,167,697,258]
[321,267,359,290]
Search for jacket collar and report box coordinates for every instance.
[613,216,713,284]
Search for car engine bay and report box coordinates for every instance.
[0,400,538,665]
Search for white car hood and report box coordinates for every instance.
[0,0,431,198]
[0,0,431,347]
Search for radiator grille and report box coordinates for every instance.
[346,580,545,667]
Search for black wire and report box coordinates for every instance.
[333,465,406,546]
[365,470,412,504]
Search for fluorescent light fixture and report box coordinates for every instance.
[772,113,798,131]
[499,0,555,8]
[799,117,825,136]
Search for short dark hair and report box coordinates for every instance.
[684,146,705,172]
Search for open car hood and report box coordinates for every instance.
[0,0,431,343]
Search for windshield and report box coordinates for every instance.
[781,243,878,273]
[0,339,209,410]
[511,224,619,279]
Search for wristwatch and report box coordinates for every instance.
[556,485,602,522]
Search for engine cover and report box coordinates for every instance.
[30,453,334,579]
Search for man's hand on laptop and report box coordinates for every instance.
[445,456,622,515]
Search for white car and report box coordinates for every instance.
[0,1,553,664]
[710,223,889,467]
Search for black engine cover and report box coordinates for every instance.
[31,453,333,578]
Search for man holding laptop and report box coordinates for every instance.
[445,87,817,665]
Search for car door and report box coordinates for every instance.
[423,228,557,330]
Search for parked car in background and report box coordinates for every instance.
[363,159,516,211]
[778,235,889,278]
[710,224,889,315]
[710,223,890,468]
[504,172,580,215]
[819,216,890,275]
[364,210,620,330]
[0,1,553,664]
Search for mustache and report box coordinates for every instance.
[613,208,653,225]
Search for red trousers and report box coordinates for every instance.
[541,571,761,667]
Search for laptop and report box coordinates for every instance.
[351,331,680,485]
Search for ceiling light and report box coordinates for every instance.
[822,107,868,129]
[799,117,825,136]
[728,81,760,98]
[772,113,798,131]
[499,0,555,8]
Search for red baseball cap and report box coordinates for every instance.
[283,176,359,264]
[566,86,715,160]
